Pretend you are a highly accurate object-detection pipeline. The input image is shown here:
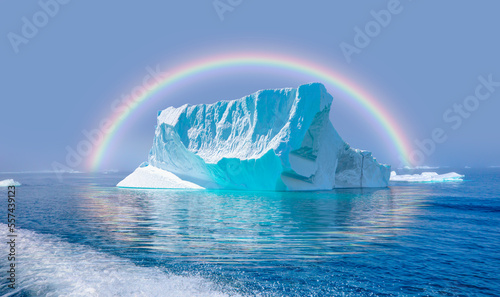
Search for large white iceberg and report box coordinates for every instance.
[119,83,391,190]
[390,171,464,183]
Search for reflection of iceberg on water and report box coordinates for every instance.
[390,171,464,183]
[118,83,391,190]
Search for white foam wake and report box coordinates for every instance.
[0,225,241,297]
[390,171,464,183]
[0,179,21,187]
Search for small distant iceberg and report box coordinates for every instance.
[0,179,21,187]
[390,171,464,183]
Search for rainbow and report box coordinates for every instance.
[88,53,412,171]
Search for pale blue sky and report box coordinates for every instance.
[1,0,499,172]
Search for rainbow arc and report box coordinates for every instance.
[88,53,412,171]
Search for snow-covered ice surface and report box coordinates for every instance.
[120,83,390,190]
[0,179,21,187]
[118,163,204,189]
[390,171,464,183]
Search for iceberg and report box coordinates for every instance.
[390,171,464,183]
[119,83,391,190]
[0,179,21,187]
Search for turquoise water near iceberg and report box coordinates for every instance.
[1,168,499,296]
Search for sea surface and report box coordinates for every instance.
[1,168,499,296]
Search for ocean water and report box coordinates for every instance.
[1,168,499,296]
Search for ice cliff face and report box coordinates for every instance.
[118,83,391,190]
